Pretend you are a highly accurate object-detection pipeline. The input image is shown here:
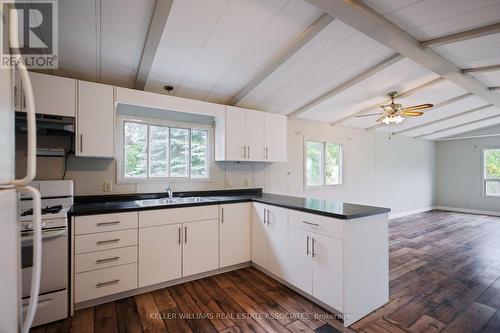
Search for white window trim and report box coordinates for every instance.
[303,137,343,190]
[482,147,500,198]
[116,115,214,184]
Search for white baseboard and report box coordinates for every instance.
[433,206,500,217]
[389,207,434,220]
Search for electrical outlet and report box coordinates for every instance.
[103,181,112,192]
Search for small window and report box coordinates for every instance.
[306,140,342,187]
[484,148,500,197]
[121,119,210,181]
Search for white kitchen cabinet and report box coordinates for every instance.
[245,110,265,161]
[138,224,182,288]
[264,112,287,162]
[251,202,288,280]
[251,202,268,268]
[76,80,114,158]
[312,233,343,311]
[224,107,246,160]
[15,71,76,117]
[183,219,219,276]
[286,226,312,294]
[219,203,251,268]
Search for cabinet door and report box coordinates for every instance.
[286,227,313,294]
[266,205,288,280]
[25,72,76,117]
[312,234,343,311]
[251,203,268,269]
[225,106,246,160]
[183,219,219,277]
[77,81,114,158]
[245,110,265,161]
[264,113,287,162]
[139,224,182,287]
[220,203,251,268]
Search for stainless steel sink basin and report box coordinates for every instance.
[135,197,213,206]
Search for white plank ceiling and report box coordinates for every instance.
[54,0,500,140]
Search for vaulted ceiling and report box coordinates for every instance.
[55,0,500,141]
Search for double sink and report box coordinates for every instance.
[135,196,214,207]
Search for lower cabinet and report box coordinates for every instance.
[286,226,313,294]
[219,203,251,268]
[251,202,288,280]
[138,224,182,288]
[183,219,219,276]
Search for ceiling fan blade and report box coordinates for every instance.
[400,111,424,117]
[355,112,383,118]
[376,114,387,122]
[403,103,433,111]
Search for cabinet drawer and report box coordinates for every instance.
[288,210,343,239]
[75,246,137,273]
[75,229,137,254]
[74,263,137,303]
[74,212,138,235]
[139,205,218,228]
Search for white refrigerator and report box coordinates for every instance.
[0,65,43,332]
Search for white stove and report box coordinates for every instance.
[19,180,73,327]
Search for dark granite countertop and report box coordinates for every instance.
[69,188,390,220]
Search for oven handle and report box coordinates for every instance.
[21,229,66,245]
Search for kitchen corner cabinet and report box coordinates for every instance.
[216,106,287,162]
[15,71,76,117]
[251,202,288,280]
[76,81,114,158]
[219,203,251,267]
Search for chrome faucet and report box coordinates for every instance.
[165,185,173,199]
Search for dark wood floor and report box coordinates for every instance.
[32,211,500,333]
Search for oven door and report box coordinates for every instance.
[21,226,68,297]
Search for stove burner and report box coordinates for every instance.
[21,204,63,217]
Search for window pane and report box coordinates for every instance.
[484,149,500,179]
[169,127,189,177]
[191,129,208,178]
[486,181,500,196]
[149,126,169,177]
[124,122,147,178]
[325,143,341,185]
[306,141,323,186]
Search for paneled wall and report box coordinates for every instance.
[18,118,436,216]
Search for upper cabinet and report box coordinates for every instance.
[216,106,287,162]
[76,81,114,158]
[15,71,76,117]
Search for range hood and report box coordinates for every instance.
[15,112,75,136]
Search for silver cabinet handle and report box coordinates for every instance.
[96,256,120,264]
[96,221,120,227]
[80,134,83,153]
[248,146,251,158]
[178,227,181,244]
[243,146,247,158]
[96,238,120,245]
[14,85,18,107]
[312,238,316,258]
[302,221,319,227]
[265,147,268,159]
[184,226,187,243]
[96,279,120,288]
[263,209,268,225]
[306,236,310,256]
[221,208,224,223]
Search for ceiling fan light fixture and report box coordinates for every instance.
[382,115,404,125]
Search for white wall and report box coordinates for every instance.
[18,118,436,216]
[435,136,500,214]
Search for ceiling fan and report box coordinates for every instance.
[356,91,433,125]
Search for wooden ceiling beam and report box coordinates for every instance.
[462,64,500,74]
[421,22,500,47]
[414,114,500,139]
[288,53,404,117]
[228,13,334,106]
